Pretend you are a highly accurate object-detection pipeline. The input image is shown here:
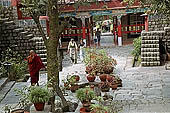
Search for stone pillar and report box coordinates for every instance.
[145,15,149,31]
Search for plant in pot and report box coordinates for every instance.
[86,69,96,82]
[99,82,110,92]
[28,86,51,111]
[90,104,108,113]
[76,88,96,112]
[68,76,79,92]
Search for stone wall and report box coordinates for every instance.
[141,27,170,66]
[148,14,170,31]
[0,7,36,59]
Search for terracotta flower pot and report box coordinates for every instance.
[103,66,114,74]
[34,103,45,111]
[87,75,96,82]
[99,74,107,82]
[11,109,24,113]
[74,75,80,81]
[109,82,118,90]
[70,84,79,92]
[80,107,91,113]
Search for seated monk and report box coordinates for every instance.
[27,50,45,86]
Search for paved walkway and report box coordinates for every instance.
[1,44,170,113]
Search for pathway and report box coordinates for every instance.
[1,44,170,113]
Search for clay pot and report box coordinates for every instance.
[74,75,80,81]
[87,75,96,82]
[86,66,92,74]
[109,82,118,90]
[80,107,91,113]
[11,109,24,113]
[101,87,110,92]
[70,84,79,92]
[103,66,113,74]
[34,103,45,111]
[106,75,112,82]
[99,74,107,82]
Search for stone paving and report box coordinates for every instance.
[1,42,170,112]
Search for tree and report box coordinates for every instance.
[19,0,98,112]
[20,0,69,112]
[123,0,170,16]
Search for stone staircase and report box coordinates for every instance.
[0,14,36,59]
[0,77,15,103]
[30,37,47,66]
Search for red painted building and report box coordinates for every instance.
[11,0,148,46]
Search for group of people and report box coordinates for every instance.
[27,38,86,86]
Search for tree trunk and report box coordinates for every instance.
[47,0,69,112]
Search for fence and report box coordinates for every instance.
[0,0,11,7]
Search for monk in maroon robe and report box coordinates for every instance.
[27,50,45,86]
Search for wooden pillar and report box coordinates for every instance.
[46,20,50,36]
[81,17,88,46]
[11,0,18,6]
[145,15,149,31]
[117,15,122,46]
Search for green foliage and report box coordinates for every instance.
[28,86,51,103]
[10,61,28,80]
[76,88,96,102]
[0,48,28,80]
[123,0,170,16]
[132,37,141,57]
[20,0,47,17]
[28,86,50,103]
[90,104,108,113]
[84,48,117,74]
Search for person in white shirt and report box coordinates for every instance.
[67,38,78,64]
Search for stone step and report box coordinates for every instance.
[41,58,47,62]
[0,77,9,91]
[0,18,9,22]
[19,31,29,36]
[13,28,24,32]
[36,46,46,50]
[36,49,47,54]
[38,53,47,58]
[31,37,43,41]
[24,34,34,39]
[0,81,15,102]
[4,21,14,25]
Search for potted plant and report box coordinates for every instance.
[69,77,79,92]
[99,82,110,92]
[90,104,108,113]
[99,74,108,82]
[76,88,95,112]
[28,86,51,111]
[76,88,95,104]
[86,69,96,82]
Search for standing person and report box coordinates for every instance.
[93,30,97,47]
[67,38,78,64]
[27,50,45,86]
[79,39,85,62]
[96,28,101,47]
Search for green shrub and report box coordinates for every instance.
[28,86,51,103]
[76,88,96,102]
[132,37,141,57]
[0,48,28,80]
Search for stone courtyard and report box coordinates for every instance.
[1,43,170,112]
